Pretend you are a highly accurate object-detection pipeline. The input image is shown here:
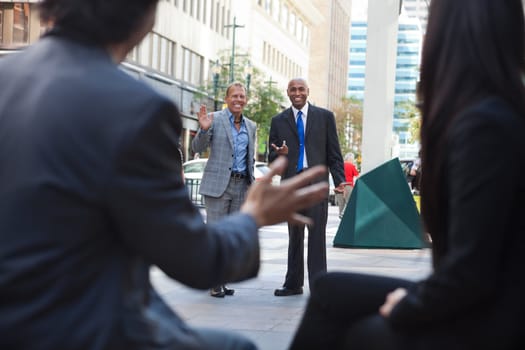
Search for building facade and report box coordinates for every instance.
[1,0,334,160]
[402,0,429,33]
[0,1,42,47]
[393,13,422,150]
[235,0,321,92]
[308,0,351,111]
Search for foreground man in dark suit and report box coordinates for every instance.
[269,78,345,296]
[0,1,328,349]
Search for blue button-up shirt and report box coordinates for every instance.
[229,111,249,174]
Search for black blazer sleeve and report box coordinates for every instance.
[268,115,282,164]
[323,109,345,187]
[107,100,259,289]
[389,99,525,328]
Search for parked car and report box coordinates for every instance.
[182,159,207,207]
[182,158,207,181]
[254,161,281,185]
[182,159,281,206]
[183,159,280,184]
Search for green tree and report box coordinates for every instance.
[395,100,421,143]
[333,96,363,167]
[244,79,284,161]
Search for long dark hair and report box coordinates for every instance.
[39,0,158,45]
[419,0,525,262]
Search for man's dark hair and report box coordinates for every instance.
[39,0,158,45]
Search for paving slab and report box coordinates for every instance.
[152,206,432,350]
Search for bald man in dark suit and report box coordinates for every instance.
[269,78,345,296]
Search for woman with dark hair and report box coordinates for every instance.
[289,0,525,349]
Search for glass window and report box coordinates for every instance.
[297,18,303,41]
[160,37,168,73]
[264,0,271,14]
[0,4,4,44]
[289,11,295,34]
[0,7,3,43]
[191,53,203,86]
[151,33,160,70]
[210,0,214,29]
[182,47,203,86]
[169,41,176,77]
[138,34,151,66]
[281,4,288,27]
[12,3,30,45]
[196,0,201,21]
[215,2,220,33]
[202,0,207,24]
[303,26,309,45]
[221,5,225,36]
[183,47,191,82]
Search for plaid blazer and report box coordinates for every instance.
[192,108,256,197]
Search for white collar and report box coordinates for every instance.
[292,103,308,118]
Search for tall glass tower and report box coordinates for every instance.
[347,12,422,158]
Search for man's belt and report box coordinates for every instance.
[231,172,247,179]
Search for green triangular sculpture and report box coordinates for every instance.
[334,158,425,249]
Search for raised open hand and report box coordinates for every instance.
[197,104,213,131]
[241,156,328,227]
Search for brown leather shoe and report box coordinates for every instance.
[210,286,225,298]
[274,287,303,296]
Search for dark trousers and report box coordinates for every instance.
[290,272,415,350]
[284,199,329,290]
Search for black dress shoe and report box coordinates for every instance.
[274,287,303,296]
[210,287,225,298]
[223,285,235,296]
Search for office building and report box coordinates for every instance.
[402,0,429,33]
[347,11,422,159]
[308,0,351,110]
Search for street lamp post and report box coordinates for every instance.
[211,60,221,111]
[244,62,253,96]
[264,76,277,97]
[262,77,277,161]
[224,17,244,83]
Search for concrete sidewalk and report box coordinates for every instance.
[152,206,431,350]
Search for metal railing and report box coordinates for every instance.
[185,178,205,208]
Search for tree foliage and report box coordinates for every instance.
[333,96,363,167]
[395,100,421,143]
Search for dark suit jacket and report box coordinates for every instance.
[0,33,260,349]
[268,103,345,186]
[390,97,525,348]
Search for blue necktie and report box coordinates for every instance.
[296,111,304,173]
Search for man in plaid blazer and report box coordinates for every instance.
[192,82,257,297]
